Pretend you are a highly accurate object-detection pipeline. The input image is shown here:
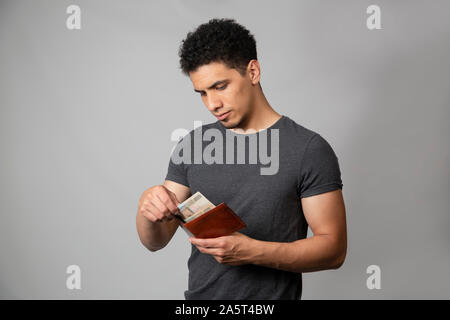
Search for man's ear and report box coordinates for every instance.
[247,59,261,85]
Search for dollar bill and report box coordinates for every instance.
[177,191,215,222]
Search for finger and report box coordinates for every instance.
[167,191,181,207]
[150,197,175,221]
[156,192,178,215]
[146,201,165,221]
[150,195,169,216]
[190,238,219,248]
[140,206,158,222]
[139,200,157,221]
[195,246,224,257]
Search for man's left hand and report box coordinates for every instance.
[189,232,256,266]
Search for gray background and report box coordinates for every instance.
[1,0,449,299]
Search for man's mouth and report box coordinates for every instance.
[216,111,231,120]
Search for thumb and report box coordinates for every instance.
[168,190,180,207]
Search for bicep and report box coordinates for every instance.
[301,189,347,242]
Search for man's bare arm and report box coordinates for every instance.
[248,189,347,273]
[136,180,191,252]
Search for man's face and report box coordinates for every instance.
[189,61,254,129]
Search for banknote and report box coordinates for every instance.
[177,191,215,222]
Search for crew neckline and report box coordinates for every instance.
[216,115,285,136]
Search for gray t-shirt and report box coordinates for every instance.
[165,115,343,300]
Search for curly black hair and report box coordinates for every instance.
[178,18,257,76]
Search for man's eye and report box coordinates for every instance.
[216,85,227,91]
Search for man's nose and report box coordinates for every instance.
[206,93,223,112]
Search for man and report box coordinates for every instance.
[136,18,347,300]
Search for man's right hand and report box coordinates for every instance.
[138,185,181,223]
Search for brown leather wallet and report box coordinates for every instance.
[179,203,246,239]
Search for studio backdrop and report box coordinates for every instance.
[0,0,449,299]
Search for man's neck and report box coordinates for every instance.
[231,95,281,134]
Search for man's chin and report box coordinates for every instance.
[220,121,238,129]
[218,113,243,129]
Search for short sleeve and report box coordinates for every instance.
[165,139,190,187]
[298,134,343,198]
